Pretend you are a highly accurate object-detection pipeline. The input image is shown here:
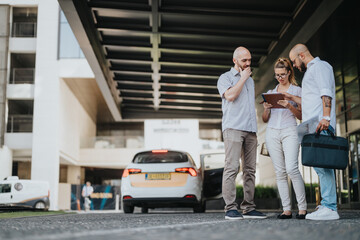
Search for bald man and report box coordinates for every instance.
[289,44,339,220]
[217,47,266,220]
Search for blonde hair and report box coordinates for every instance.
[274,58,297,86]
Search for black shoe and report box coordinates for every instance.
[225,210,244,220]
[243,210,267,219]
[295,211,307,219]
[277,213,292,219]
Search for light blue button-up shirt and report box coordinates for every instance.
[217,67,257,133]
[302,57,336,129]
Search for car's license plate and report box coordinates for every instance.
[145,173,171,180]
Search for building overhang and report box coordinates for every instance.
[58,0,343,121]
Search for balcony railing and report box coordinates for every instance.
[7,115,33,133]
[11,68,35,84]
[12,22,37,37]
[83,136,144,149]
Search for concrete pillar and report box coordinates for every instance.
[67,165,81,184]
[0,5,9,147]
[31,0,61,210]
[0,146,12,180]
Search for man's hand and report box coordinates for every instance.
[316,119,330,133]
[282,92,293,101]
[239,67,252,81]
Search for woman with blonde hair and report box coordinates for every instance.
[262,58,307,219]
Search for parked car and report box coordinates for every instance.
[0,176,50,210]
[121,150,224,213]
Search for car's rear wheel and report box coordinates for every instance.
[193,200,206,213]
[123,203,134,214]
[141,207,149,213]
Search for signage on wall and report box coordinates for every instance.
[144,119,201,166]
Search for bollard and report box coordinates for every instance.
[315,186,321,206]
[76,199,81,211]
[115,194,120,211]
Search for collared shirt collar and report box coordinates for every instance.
[307,57,320,68]
[230,67,240,76]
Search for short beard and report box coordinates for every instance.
[300,62,306,72]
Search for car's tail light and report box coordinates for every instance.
[184,195,196,199]
[152,149,168,153]
[123,195,133,200]
[175,167,197,177]
[122,168,142,178]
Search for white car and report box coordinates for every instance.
[0,176,50,210]
[121,150,224,213]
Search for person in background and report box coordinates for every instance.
[82,181,94,211]
[289,43,339,220]
[262,58,307,219]
[217,46,266,220]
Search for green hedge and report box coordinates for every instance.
[304,183,319,203]
[236,185,277,199]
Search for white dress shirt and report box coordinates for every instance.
[301,57,336,129]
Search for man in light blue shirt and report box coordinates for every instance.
[217,47,266,220]
[289,44,339,220]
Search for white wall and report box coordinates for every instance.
[0,146,12,180]
[31,0,60,210]
[6,84,34,99]
[5,133,32,149]
[59,79,96,161]
[79,148,142,169]
[9,38,36,53]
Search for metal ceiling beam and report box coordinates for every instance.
[150,0,160,111]
[96,25,278,41]
[89,3,291,20]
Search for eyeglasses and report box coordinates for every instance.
[274,73,289,79]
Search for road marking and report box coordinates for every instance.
[28,219,229,240]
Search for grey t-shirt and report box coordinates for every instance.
[217,67,257,133]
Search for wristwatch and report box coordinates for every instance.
[322,116,331,121]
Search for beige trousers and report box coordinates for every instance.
[222,129,257,213]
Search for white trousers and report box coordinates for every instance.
[266,126,307,211]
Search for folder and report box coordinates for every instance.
[261,93,285,108]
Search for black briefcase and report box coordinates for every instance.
[301,131,349,170]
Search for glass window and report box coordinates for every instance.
[335,74,343,91]
[0,184,11,193]
[58,11,85,59]
[344,65,359,84]
[345,79,360,110]
[12,7,37,37]
[336,90,344,114]
[133,151,188,164]
[336,114,346,137]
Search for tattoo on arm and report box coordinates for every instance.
[324,96,332,108]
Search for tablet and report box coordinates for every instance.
[262,93,285,108]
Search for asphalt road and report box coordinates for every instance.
[1,210,360,240]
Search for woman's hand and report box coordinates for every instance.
[282,92,293,101]
[277,100,290,108]
[263,102,273,110]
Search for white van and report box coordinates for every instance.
[0,176,50,210]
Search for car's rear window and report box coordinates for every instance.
[133,152,188,164]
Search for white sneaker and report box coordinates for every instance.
[305,205,340,220]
